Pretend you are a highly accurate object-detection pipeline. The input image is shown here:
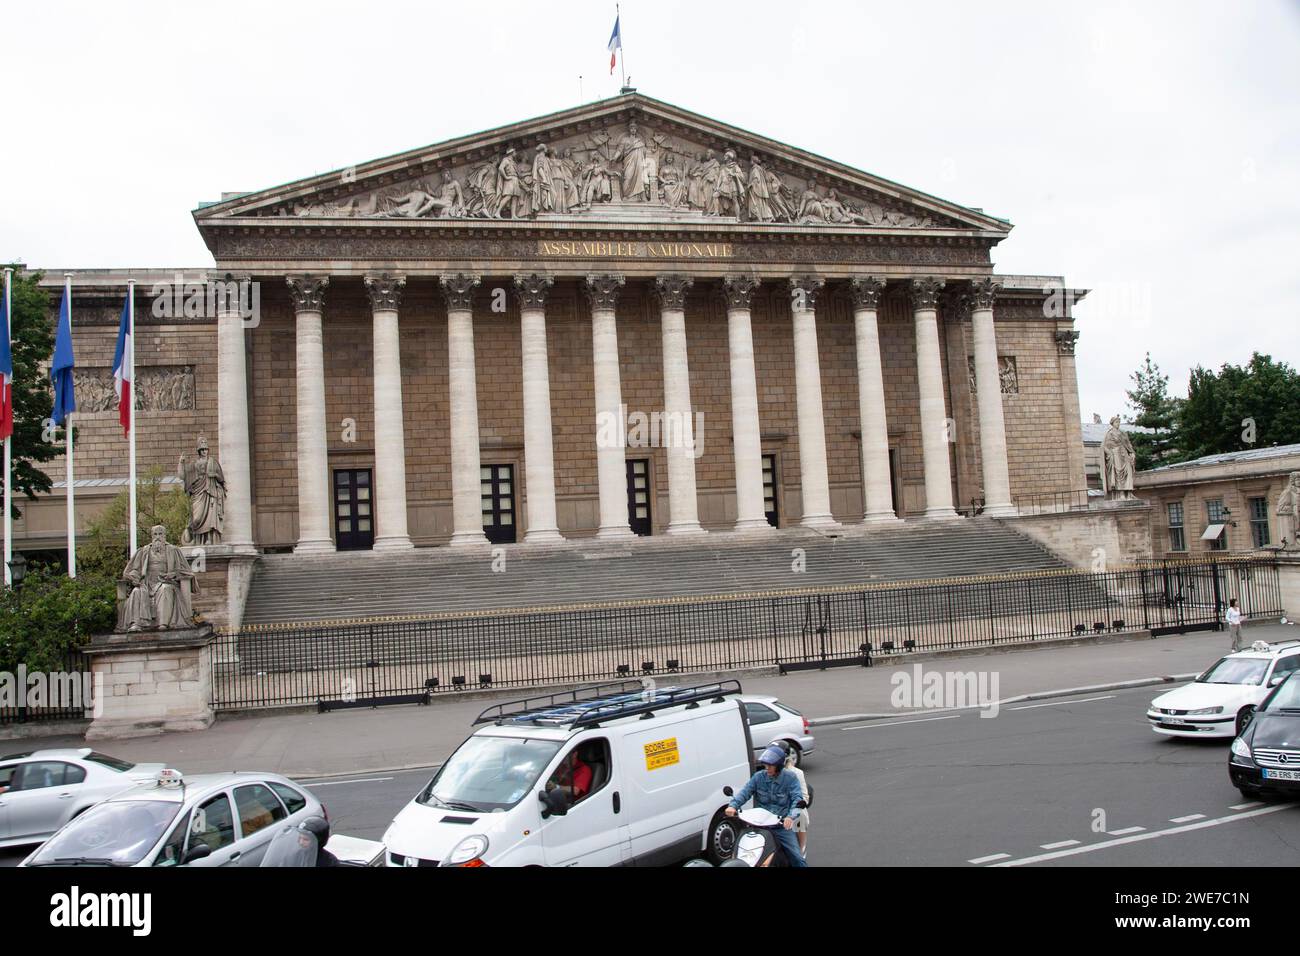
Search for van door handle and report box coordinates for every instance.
[58,792,75,799]
[612,791,621,814]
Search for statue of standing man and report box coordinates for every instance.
[1102,416,1138,501]
[179,435,225,546]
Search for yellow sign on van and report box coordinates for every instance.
[644,737,680,771]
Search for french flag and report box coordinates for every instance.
[0,289,12,441]
[607,13,621,74]
[112,295,132,436]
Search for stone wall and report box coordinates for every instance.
[1001,504,1154,569]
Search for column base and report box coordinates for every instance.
[981,503,1019,518]
[596,525,636,539]
[920,508,961,520]
[524,528,565,543]
[372,536,415,552]
[665,522,707,536]
[733,518,775,533]
[799,513,841,530]
[449,531,490,547]
[293,539,336,555]
[861,511,903,525]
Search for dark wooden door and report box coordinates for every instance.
[481,464,517,544]
[626,458,652,536]
[334,469,374,551]
[762,453,780,528]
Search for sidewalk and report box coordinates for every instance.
[4,624,1293,778]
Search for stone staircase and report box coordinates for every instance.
[238,518,1072,628]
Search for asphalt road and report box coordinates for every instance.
[4,684,1297,867]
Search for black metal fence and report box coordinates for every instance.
[0,649,94,726]
[209,557,1284,713]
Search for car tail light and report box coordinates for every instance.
[802,717,810,734]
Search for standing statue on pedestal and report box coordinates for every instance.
[1102,416,1137,501]
[119,526,199,632]
[179,435,225,546]
[1276,472,1299,550]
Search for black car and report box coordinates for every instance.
[1229,672,1300,799]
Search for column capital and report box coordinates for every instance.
[908,276,946,311]
[722,274,760,310]
[207,272,253,316]
[848,276,888,310]
[653,275,693,311]
[584,274,625,311]
[967,277,1002,312]
[364,273,406,312]
[513,273,554,310]
[286,274,329,313]
[787,275,825,312]
[440,273,481,311]
[1055,329,1081,355]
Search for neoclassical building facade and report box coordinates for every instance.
[18,94,1087,556]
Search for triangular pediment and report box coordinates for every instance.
[194,94,1010,236]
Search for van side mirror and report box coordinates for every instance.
[722,786,734,797]
[183,842,212,864]
[1269,675,1285,687]
[539,789,568,818]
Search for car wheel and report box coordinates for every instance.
[706,811,739,864]
[1235,706,1256,737]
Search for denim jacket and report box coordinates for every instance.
[728,768,803,821]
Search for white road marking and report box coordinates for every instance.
[968,853,1011,865]
[842,715,961,731]
[302,776,395,787]
[1040,840,1081,850]
[1170,814,1206,823]
[988,804,1299,866]
[1230,802,1264,811]
[1007,695,1117,711]
[1106,826,1146,836]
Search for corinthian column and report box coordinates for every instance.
[967,279,1016,516]
[586,274,634,538]
[849,276,900,523]
[212,272,256,553]
[514,273,563,542]
[287,274,335,553]
[442,274,488,547]
[723,275,771,532]
[366,274,414,550]
[789,276,837,528]
[655,275,704,535]
[910,277,958,519]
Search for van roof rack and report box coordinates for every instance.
[474,679,743,729]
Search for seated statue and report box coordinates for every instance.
[119,525,199,632]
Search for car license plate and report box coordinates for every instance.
[1161,717,1188,725]
[1262,768,1300,781]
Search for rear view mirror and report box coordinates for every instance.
[1270,675,1285,687]
[539,789,568,818]
[183,842,212,864]
[722,786,734,798]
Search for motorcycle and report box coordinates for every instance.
[687,791,809,868]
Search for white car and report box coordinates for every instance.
[739,695,816,765]
[0,749,166,848]
[1148,640,1300,739]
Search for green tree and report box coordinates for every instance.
[2,267,58,518]
[1178,353,1300,460]
[0,569,116,672]
[1125,352,1180,469]
[78,466,191,580]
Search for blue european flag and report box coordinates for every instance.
[50,289,76,426]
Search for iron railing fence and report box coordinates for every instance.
[1013,488,1097,515]
[208,557,1283,713]
[0,648,94,726]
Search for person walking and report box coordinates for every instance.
[1226,598,1244,652]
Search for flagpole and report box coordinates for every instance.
[64,273,76,578]
[618,4,626,90]
[127,279,137,557]
[3,267,12,588]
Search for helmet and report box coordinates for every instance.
[758,745,786,767]
[299,815,330,849]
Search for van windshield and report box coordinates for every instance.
[417,735,562,813]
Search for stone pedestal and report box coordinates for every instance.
[81,625,216,740]
[1272,552,1300,619]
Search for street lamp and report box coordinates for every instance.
[6,553,27,593]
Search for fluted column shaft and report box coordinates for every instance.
[724,276,771,532]
[655,276,704,535]
[969,279,1015,516]
[515,274,562,542]
[587,275,634,538]
[850,277,899,523]
[443,274,488,546]
[367,274,414,550]
[910,278,958,519]
[287,275,335,553]
[789,277,836,527]
[213,274,256,552]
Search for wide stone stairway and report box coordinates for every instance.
[238,517,1071,628]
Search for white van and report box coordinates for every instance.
[382,680,754,867]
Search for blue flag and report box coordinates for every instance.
[50,288,76,426]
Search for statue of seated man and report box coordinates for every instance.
[120,525,199,632]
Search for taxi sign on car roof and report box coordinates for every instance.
[155,769,184,788]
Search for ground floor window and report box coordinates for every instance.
[1249,496,1270,548]
[1166,501,1185,552]
[1204,498,1228,551]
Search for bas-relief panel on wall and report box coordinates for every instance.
[75,365,196,413]
[967,356,1019,394]
[259,118,949,229]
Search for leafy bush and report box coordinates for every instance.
[0,569,116,672]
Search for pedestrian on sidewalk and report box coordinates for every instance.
[1226,599,1244,652]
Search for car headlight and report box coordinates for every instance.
[1186,706,1224,716]
[441,834,490,867]
[1230,737,1252,760]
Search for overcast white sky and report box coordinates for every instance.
[3,0,1297,420]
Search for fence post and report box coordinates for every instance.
[1211,559,1223,631]
[1140,566,1150,632]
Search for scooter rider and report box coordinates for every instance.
[724,744,809,867]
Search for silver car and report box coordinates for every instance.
[0,748,166,848]
[740,695,816,765]
[20,769,324,867]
